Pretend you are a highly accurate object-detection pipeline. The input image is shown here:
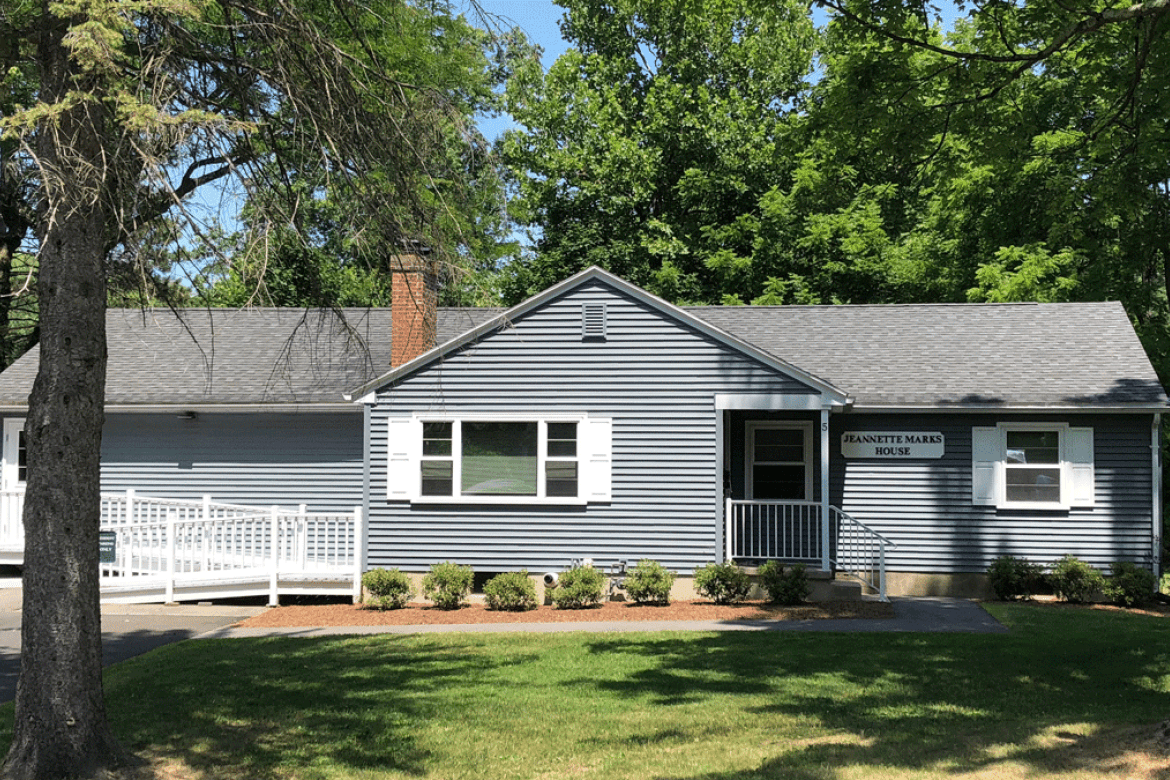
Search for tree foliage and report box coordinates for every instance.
[503,0,1170,376]
[501,0,818,304]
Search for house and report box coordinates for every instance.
[0,262,1163,599]
[351,265,1166,599]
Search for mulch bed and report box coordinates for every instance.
[239,598,896,628]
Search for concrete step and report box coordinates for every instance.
[811,578,863,602]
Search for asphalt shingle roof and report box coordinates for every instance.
[0,299,1162,410]
[688,301,1167,408]
[0,307,502,407]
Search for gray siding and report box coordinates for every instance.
[99,412,363,512]
[828,413,1156,572]
[368,280,821,573]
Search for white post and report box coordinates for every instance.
[724,498,733,562]
[268,506,280,607]
[202,495,211,573]
[878,541,887,602]
[126,488,135,526]
[352,506,364,604]
[299,504,308,570]
[165,510,176,604]
[820,408,830,573]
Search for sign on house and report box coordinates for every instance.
[99,531,116,564]
[841,432,944,459]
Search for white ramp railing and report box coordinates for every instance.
[0,488,362,604]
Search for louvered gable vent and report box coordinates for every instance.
[581,302,607,340]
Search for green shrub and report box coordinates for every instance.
[551,565,606,609]
[694,561,752,605]
[422,561,473,610]
[759,561,811,605]
[484,570,538,611]
[1102,561,1157,607]
[361,567,414,609]
[987,555,1046,601]
[1049,555,1105,603]
[623,559,676,605]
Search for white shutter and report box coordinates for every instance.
[386,418,421,500]
[971,427,1000,506]
[580,418,612,502]
[1065,427,1095,507]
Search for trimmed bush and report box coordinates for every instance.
[551,564,606,609]
[362,567,414,609]
[484,570,538,611]
[987,555,1046,601]
[423,561,473,610]
[1103,561,1157,607]
[694,562,751,605]
[623,559,676,605]
[759,561,811,605]
[1049,555,1104,603]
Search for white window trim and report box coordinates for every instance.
[972,422,1094,510]
[2,418,25,492]
[389,414,611,505]
[745,421,815,502]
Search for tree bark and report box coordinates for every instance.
[0,7,126,779]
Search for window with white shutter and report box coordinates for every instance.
[387,415,612,504]
[970,423,1094,509]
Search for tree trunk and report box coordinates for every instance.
[0,8,126,779]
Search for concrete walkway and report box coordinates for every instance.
[200,597,1008,639]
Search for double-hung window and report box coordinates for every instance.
[972,423,1094,509]
[389,416,610,503]
[746,422,813,500]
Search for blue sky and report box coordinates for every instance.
[469,0,572,141]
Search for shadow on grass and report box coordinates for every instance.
[0,604,1164,779]
[572,604,1170,778]
[94,634,543,778]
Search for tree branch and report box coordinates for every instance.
[815,0,1170,65]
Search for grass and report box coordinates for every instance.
[2,603,1169,779]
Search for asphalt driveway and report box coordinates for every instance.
[0,580,263,703]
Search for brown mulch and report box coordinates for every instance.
[239,598,895,628]
[1024,595,1170,618]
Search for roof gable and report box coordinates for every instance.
[348,267,851,404]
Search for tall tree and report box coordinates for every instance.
[0,0,512,776]
[500,0,818,304]
[798,1,1170,373]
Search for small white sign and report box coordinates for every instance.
[841,432,944,459]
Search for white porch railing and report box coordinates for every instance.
[0,488,362,605]
[725,500,824,562]
[725,499,896,601]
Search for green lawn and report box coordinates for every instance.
[3,603,1169,779]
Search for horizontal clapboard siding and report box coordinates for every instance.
[829,413,1156,572]
[100,412,363,513]
[368,279,819,573]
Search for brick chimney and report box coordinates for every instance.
[390,250,438,367]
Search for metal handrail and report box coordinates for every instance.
[829,505,897,602]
